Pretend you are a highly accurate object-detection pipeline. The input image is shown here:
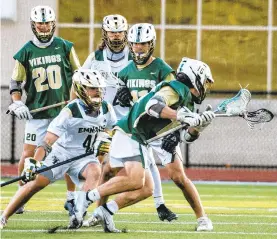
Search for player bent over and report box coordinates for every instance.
[73,58,215,232]
[0,69,117,229]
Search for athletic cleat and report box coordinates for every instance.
[82,215,101,227]
[15,205,25,214]
[93,206,121,233]
[196,216,213,231]
[64,199,75,216]
[0,216,7,229]
[68,214,82,229]
[157,204,178,222]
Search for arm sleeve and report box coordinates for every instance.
[69,47,81,71]
[47,108,72,137]
[164,72,175,82]
[11,60,26,82]
[155,86,179,106]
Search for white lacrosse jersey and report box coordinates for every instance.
[47,99,117,155]
[82,47,132,119]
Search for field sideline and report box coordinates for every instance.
[1,180,276,239]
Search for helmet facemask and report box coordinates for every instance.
[102,29,127,53]
[31,21,56,43]
[129,39,155,65]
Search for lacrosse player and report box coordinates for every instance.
[63,14,132,215]
[6,5,80,214]
[82,23,177,228]
[0,69,117,229]
[78,58,215,233]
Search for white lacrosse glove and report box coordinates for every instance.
[8,101,32,120]
[22,157,43,183]
[94,132,112,157]
[176,107,202,127]
[196,105,215,132]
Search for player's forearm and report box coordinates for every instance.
[34,132,59,161]
[11,92,22,101]
[159,106,177,120]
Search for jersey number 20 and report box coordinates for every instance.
[33,65,62,92]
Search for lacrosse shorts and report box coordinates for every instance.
[24,119,53,145]
[149,139,183,166]
[39,144,100,188]
[109,130,150,169]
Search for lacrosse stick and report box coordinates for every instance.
[146,88,252,144]
[214,89,274,128]
[6,100,70,115]
[0,151,94,187]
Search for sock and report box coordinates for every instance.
[67,191,76,201]
[87,189,100,202]
[150,163,165,208]
[105,200,119,215]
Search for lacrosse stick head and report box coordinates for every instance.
[243,109,274,129]
[216,89,251,115]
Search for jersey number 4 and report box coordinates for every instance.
[83,134,97,153]
[33,65,62,92]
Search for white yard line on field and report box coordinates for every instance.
[1,228,277,236]
[1,210,277,218]
[8,218,277,226]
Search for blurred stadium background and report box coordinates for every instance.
[1,0,277,179]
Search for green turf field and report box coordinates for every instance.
[1,181,277,239]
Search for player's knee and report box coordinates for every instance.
[129,177,145,190]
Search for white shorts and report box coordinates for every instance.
[109,130,150,169]
[149,139,183,166]
[41,145,99,188]
[24,119,53,145]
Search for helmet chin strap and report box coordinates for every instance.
[32,36,54,48]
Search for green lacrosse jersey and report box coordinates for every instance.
[13,37,74,119]
[117,80,193,145]
[118,58,174,102]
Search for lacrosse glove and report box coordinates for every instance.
[176,107,202,127]
[116,86,133,107]
[21,157,43,183]
[195,105,215,132]
[8,101,32,120]
[161,131,180,154]
[94,132,112,157]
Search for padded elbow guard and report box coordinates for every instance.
[145,95,166,118]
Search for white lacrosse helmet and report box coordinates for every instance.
[72,69,106,111]
[128,23,156,65]
[177,57,214,104]
[30,6,56,43]
[102,14,128,53]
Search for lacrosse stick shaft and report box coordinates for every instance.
[0,151,94,187]
[6,101,70,115]
[30,101,70,113]
[146,112,244,144]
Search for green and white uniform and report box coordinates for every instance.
[41,99,117,188]
[82,46,132,119]
[11,37,80,145]
[111,80,193,167]
[109,58,175,168]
